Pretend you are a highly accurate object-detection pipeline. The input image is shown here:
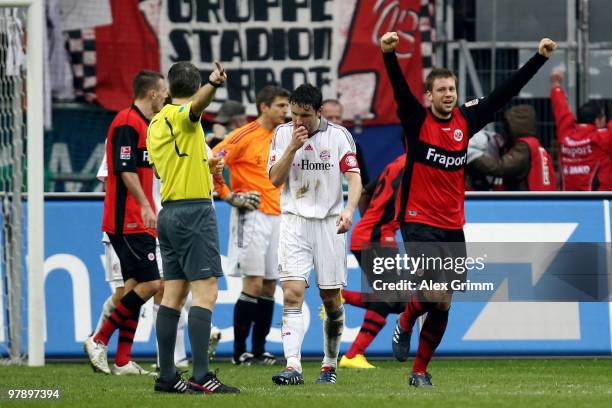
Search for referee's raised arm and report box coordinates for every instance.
[190,60,227,120]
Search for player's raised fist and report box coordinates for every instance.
[380,32,399,53]
[538,38,556,58]
[209,60,227,86]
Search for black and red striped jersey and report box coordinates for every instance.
[383,51,548,229]
[102,105,155,236]
[350,154,405,251]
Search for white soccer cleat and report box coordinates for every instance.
[83,337,110,374]
[111,361,156,376]
[175,358,190,368]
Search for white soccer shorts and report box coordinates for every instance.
[227,208,280,280]
[277,213,347,289]
[104,242,164,289]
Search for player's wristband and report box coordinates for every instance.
[208,79,222,88]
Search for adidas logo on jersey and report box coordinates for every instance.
[305,144,313,151]
[300,159,332,171]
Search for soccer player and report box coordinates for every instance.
[340,154,405,369]
[268,84,362,385]
[320,99,343,124]
[147,60,239,394]
[212,85,290,366]
[84,70,167,375]
[381,32,555,387]
[550,70,612,190]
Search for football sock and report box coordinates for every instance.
[94,290,144,346]
[156,305,180,382]
[282,307,304,372]
[233,292,257,360]
[341,289,367,308]
[322,305,344,368]
[413,308,449,373]
[189,306,212,384]
[399,292,432,332]
[115,315,139,366]
[174,307,188,364]
[252,295,275,356]
[152,303,160,365]
[93,295,115,335]
[345,306,388,358]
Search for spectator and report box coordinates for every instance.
[206,100,247,148]
[466,130,505,191]
[469,105,557,191]
[550,70,612,190]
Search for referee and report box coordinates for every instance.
[147,60,239,394]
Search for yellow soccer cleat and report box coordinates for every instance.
[339,354,376,369]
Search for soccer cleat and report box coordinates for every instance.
[231,352,254,366]
[208,326,222,360]
[314,366,337,384]
[391,315,411,362]
[253,352,277,365]
[339,354,376,369]
[83,337,110,374]
[154,373,198,394]
[111,361,156,376]
[189,371,240,394]
[409,371,433,388]
[175,358,190,369]
[272,367,305,385]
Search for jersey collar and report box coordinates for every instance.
[131,104,150,124]
[309,116,328,137]
[428,107,453,123]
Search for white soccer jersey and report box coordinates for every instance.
[267,117,360,219]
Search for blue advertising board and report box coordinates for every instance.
[1,197,611,357]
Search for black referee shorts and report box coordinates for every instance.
[107,233,160,283]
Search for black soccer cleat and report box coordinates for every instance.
[253,352,277,365]
[231,352,254,366]
[392,315,412,362]
[272,367,305,385]
[314,366,337,384]
[409,371,433,388]
[189,371,240,394]
[154,373,198,394]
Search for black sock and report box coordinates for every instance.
[189,306,212,384]
[252,295,275,356]
[156,305,180,382]
[233,292,257,359]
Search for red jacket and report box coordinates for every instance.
[551,86,612,190]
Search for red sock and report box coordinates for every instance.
[342,290,367,308]
[345,309,387,358]
[115,316,139,366]
[94,302,132,346]
[412,309,449,373]
[399,293,430,332]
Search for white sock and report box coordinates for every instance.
[94,295,115,335]
[174,307,188,363]
[282,307,304,372]
[322,305,344,369]
[152,303,160,365]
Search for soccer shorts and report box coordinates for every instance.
[277,213,347,289]
[227,208,280,280]
[107,233,160,283]
[158,199,224,282]
[103,241,124,290]
[400,222,467,287]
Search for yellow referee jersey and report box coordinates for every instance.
[147,102,213,203]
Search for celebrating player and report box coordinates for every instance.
[212,85,290,366]
[84,70,167,375]
[381,32,555,387]
[268,84,362,385]
[147,61,239,394]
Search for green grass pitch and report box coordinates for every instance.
[1,359,612,407]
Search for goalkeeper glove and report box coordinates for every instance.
[225,191,261,210]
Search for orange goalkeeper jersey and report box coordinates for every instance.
[212,120,281,215]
